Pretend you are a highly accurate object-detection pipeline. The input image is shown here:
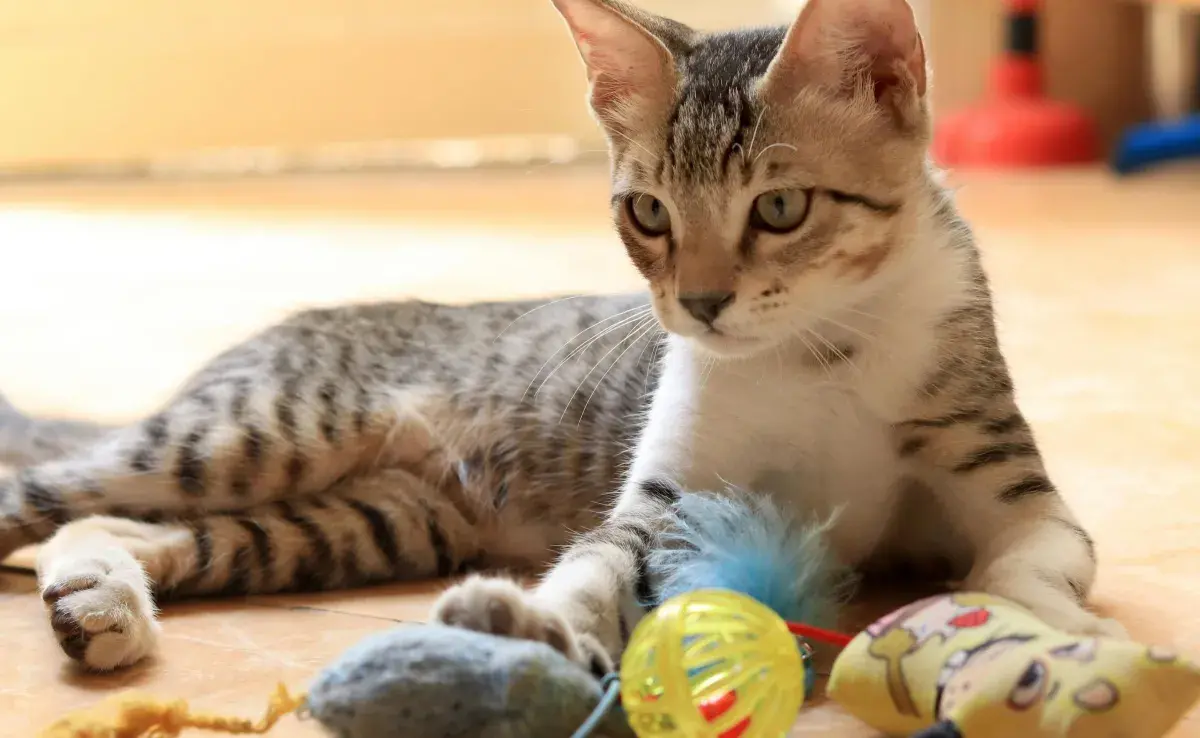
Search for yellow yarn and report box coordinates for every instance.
[40,682,305,738]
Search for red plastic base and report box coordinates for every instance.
[933,98,1100,168]
[932,56,1100,168]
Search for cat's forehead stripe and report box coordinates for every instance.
[664,27,787,185]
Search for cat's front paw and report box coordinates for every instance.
[431,575,612,676]
[964,570,1129,640]
[1030,604,1130,640]
[40,547,160,671]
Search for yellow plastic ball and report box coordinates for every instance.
[619,589,806,738]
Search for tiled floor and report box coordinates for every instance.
[1,164,1199,736]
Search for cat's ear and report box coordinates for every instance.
[762,0,926,116]
[550,0,686,127]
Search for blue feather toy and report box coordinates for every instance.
[305,491,849,738]
[649,491,854,623]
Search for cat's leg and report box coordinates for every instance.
[896,403,1125,638]
[36,468,485,671]
[0,365,401,560]
[433,477,680,675]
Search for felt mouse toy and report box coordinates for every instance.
[304,623,635,738]
[304,491,847,738]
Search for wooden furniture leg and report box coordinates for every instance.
[1147,2,1200,120]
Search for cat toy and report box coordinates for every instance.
[828,592,1200,738]
[614,587,848,738]
[305,492,853,738]
[39,495,1200,738]
[40,492,851,738]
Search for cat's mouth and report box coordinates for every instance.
[691,329,768,358]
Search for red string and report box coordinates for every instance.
[785,620,854,647]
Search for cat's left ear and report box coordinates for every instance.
[762,0,927,120]
[550,0,688,129]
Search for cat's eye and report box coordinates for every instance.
[1007,660,1048,710]
[627,194,671,236]
[750,189,810,233]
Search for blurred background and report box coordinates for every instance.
[0,0,1195,418]
[0,0,1173,173]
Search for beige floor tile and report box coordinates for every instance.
[2,568,406,737]
[2,164,1199,736]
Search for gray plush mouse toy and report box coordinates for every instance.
[304,623,634,738]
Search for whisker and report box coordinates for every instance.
[754,142,798,163]
[834,304,884,323]
[632,324,664,369]
[575,321,660,427]
[559,316,657,424]
[793,330,833,380]
[535,310,653,401]
[699,356,718,392]
[643,334,669,397]
[747,106,769,160]
[817,313,878,344]
[492,294,588,344]
[607,129,658,167]
[520,305,651,401]
[789,304,877,359]
[806,328,862,377]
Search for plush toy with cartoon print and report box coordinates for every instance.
[828,593,1200,738]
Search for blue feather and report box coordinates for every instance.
[647,490,855,627]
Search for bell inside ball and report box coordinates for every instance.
[619,589,807,737]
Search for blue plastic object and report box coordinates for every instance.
[1112,115,1200,174]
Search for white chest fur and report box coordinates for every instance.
[628,338,907,564]
[624,234,972,565]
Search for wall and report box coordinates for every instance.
[0,0,787,171]
[0,0,1153,169]
[929,0,1152,147]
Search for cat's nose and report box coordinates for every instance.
[678,291,734,325]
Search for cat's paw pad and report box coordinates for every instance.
[40,551,159,671]
[431,576,612,676]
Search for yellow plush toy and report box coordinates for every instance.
[827,593,1200,738]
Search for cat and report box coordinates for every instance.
[0,0,1121,676]
[433,0,1126,673]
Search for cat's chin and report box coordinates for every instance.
[687,332,772,359]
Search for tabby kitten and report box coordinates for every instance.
[0,0,1119,675]
[432,0,1125,671]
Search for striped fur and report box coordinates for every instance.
[4,296,666,669]
[5,0,1123,674]
[434,0,1123,677]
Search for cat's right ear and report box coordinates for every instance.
[761,0,927,126]
[550,0,681,128]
